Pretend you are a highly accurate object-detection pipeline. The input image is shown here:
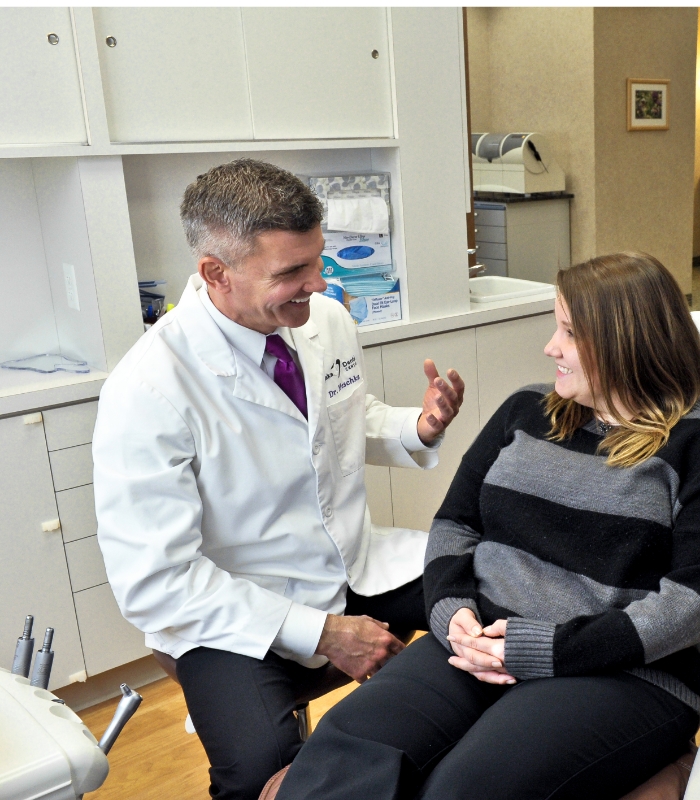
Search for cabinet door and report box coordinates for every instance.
[0,8,87,145]
[92,8,253,143]
[243,8,393,140]
[476,313,555,426]
[382,331,480,533]
[0,415,85,689]
[73,583,150,676]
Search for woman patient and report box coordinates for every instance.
[276,252,700,800]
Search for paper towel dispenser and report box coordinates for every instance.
[471,132,565,194]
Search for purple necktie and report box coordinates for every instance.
[265,334,308,419]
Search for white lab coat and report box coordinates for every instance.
[93,275,436,666]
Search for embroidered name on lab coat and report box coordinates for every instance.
[326,354,361,399]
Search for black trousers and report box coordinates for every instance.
[175,578,426,800]
[276,633,699,800]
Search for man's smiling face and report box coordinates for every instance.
[211,225,327,333]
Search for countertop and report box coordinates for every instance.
[474,192,574,204]
[0,292,555,418]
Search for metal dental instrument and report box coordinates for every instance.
[11,615,34,678]
[30,627,54,689]
[98,684,143,755]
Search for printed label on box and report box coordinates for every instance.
[346,282,402,327]
[322,231,392,274]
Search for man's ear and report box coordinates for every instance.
[198,256,231,293]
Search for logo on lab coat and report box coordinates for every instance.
[325,355,361,399]
[325,355,357,381]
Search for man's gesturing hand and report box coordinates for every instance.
[315,614,405,683]
[417,360,465,445]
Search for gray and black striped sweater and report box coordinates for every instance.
[425,384,700,712]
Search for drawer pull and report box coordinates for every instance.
[41,519,61,533]
[23,413,43,425]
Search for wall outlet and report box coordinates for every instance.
[63,263,80,311]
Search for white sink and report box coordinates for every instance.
[469,276,555,303]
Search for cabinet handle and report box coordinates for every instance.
[371,50,379,59]
[47,33,59,45]
[106,36,117,48]
[23,412,43,425]
[41,519,61,533]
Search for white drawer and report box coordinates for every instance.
[65,534,107,592]
[43,401,98,452]
[49,444,93,491]
[73,583,151,676]
[56,484,97,544]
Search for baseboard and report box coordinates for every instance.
[52,654,167,712]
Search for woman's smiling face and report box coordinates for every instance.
[544,296,597,409]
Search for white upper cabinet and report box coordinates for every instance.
[242,8,394,140]
[92,8,253,143]
[0,8,87,145]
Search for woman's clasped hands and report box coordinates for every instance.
[446,608,516,685]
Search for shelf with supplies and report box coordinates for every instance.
[122,147,411,334]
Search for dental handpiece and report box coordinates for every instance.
[98,684,143,755]
[11,615,34,678]
[30,627,54,689]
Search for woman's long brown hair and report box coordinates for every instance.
[545,252,700,467]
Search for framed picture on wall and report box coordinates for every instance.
[627,79,669,131]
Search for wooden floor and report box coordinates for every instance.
[81,673,358,799]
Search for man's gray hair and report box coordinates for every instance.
[180,159,323,268]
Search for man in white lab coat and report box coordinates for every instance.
[93,159,464,800]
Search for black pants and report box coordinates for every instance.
[176,578,426,800]
[276,633,699,800]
